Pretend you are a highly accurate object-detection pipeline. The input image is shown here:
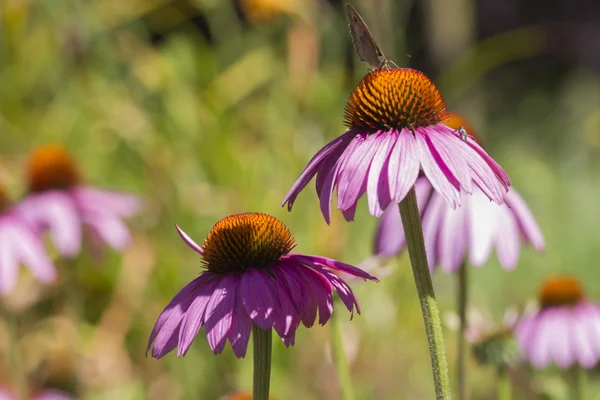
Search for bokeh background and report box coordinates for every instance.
[1,0,600,398]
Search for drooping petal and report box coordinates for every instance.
[421,193,447,271]
[13,222,56,284]
[290,255,378,282]
[504,189,545,251]
[494,209,521,270]
[548,308,574,368]
[240,269,277,331]
[203,275,237,355]
[146,273,214,357]
[176,225,204,255]
[176,277,217,356]
[84,214,131,250]
[0,223,19,295]
[271,266,300,340]
[281,263,318,327]
[527,310,554,368]
[73,187,141,217]
[227,274,253,358]
[389,130,420,204]
[571,304,598,367]
[283,131,355,210]
[414,130,460,209]
[293,264,333,325]
[366,132,396,217]
[18,192,82,257]
[425,126,473,194]
[374,206,404,257]
[438,198,468,273]
[468,192,498,267]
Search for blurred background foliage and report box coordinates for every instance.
[1,0,600,399]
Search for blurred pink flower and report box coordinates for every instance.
[0,388,72,400]
[147,213,378,359]
[0,188,55,295]
[515,275,600,369]
[19,144,140,257]
[375,178,544,272]
[283,69,510,223]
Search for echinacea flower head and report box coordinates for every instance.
[147,212,378,359]
[283,69,510,223]
[515,275,600,369]
[18,144,140,257]
[0,185,56,295]
[374,113,543,271]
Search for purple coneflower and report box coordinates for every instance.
[147,212,378,359]
[0,185,55,295]
[515,275,600,369]
[18,144,140,257]
[283,69,510,223]
[374,113,544,271]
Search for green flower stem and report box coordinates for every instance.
[567,365,584,400]
[457,262,468,400]
[1,305,29,400]
[252,323,272,400]
[399,187,451,400]
[330,307,355,400]
[497,367,511,400]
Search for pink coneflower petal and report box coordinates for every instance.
[366,132,395,217]
[293,255,378,282]
[240,269,276,331]
[284,131,355,211]
[438,199,468,272]
[549,308,573,368]
[86,215,131,251]
[302,260,361,316]
[337,134,378,212]
[388,131,419,204]
[146,274,214,357]
[572,306,596,367]
[227,276,253,358]
[176,225,204,255]
[19,192,82,257]
[299,266,334,325]
[203,275,237,355]
[528,311,554,368]
[284,264,319,327]
[495,214,520,270]
[504,190,545,251]
[74,187,140,217]
[272,270,300,340]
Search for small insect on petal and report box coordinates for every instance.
[457,126,468,142]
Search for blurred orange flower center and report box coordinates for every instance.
[27,144,80,193]
[443,112,482,144]
[344,68,449,132]
[539,275,583,308]
[202,212,296,274]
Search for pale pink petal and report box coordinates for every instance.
[425,126,473,194]
[18,192,82,257]
[421,193,447,271]
[528,311,555,368]
[494,209,521,270]
[337,133,380,212]
[438,199,468,273]
[84,215,131,250]
[13,222,56,284]
[469,192,497,266]
[366,132,395,217]
[374,206,404,257]
[548,308,574,368]
[176,225,204,255]
[0,224,19,295]
[73,187,140,217]
[572,304,598,367]
[389,130,420,204]
[504,189,545,250]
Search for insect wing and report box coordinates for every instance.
[346,4,387,68]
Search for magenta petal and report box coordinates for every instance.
[202,275,237,355]
[290,254,378,282]
[176,280,215,356]
[279,263,318,327]
[425,127,473,194]
[301,261,360,317]
[414,130,460,209]
[176,225,204,255]
[228,274,252,358]
[240,269,276,330]
[271,268,301,340]
[294,265,333,325]
[146,273,214,357]
[283,131,355,210]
